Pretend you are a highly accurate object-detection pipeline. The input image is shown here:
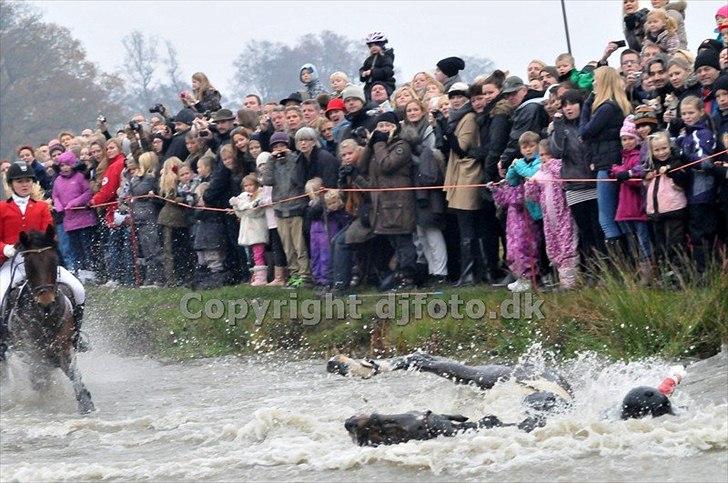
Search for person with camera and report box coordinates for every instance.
[348,111,418,291]
[261,132,312,289]
[339,86,378,143]
[180,72,222,113]
[194,108,236,156]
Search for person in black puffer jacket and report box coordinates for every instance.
[579,67,631,254]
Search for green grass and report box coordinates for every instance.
[89,269,728,363]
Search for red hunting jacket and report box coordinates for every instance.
[0,197,53,264]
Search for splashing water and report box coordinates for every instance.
[1,345,726,481]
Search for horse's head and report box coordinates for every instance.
[18,226,59,307]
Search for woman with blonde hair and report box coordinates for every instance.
[182,72,222,113]
[158,157,194,285]
[129,152,165,285]
[579,66,631,252]
[392,85,417,114]
[422,79,445,104]
[411,71,437,99]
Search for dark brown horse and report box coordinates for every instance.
[1,226,94,414]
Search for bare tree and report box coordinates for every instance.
[163,40,184,94]
[0,0,121,158]
[122,30,158,108]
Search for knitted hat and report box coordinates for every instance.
[325,98,345,118]
[447,82,471,98]
[633,104,658,126]
[49,144,65,156]
[718,5,728,19]
[269,131,290,147]
[436,57,465,77]
[714,75,728,93]
[256,152,271,167]
[698,38,723,54]
[341,85,366,103]
[57,150,78,166]
[620,115,640,141]
[694,49,721,72]
[375,110,399,126]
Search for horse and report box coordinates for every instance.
[0,226,94,414]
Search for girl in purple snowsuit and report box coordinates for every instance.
[490,182,540,285]
[524,141,579,289]
[305,179,350,286]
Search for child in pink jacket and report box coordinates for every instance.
[524,140,579,289]
[611,116,653,269]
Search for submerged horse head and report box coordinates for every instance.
[18,226,59,307]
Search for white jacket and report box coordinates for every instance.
[230,191,269,246]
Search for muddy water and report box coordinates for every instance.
[1,347,726,481]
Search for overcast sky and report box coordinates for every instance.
[31,0,719,103]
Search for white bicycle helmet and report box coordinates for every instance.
[365,32,388,44]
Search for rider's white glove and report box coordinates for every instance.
[2,244,16,258]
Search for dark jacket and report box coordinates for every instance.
[400,125,446,227]
[353,133,416,235]
[305,146,341,188]
[192,208,226,250]
[499,91,548,170]
[579,96,625,171]
[128,173,161,224]
[193,88,222,113]
[549,115,595,191]
[623,8,649,51]
[359,48,396,100]
[262,151,309,218]
[341,105,378,141]
[203,152,254,208]
[677,118,717,204]
[165,129,190,161]
[473,97,514,183]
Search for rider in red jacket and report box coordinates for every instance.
[0,163,88,361]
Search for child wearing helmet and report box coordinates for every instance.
[359,32,396,103]
[0,162,88,360]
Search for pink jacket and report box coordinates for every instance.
[645,174,687,216]
[612,148,647,222]
[524,159,578,267]
[52,171,98,231]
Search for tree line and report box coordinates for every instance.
[0,0,493,160]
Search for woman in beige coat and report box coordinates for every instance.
[441,82,483,286]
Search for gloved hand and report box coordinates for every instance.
[3,244,16,258]
[113,210,128,226]
[615,170,631,182]
[369,130,389,146]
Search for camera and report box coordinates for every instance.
[198,129,210,137]
[272,151,287,160]
[129,120,141,131]
[149,103,166,114]
[97,115,107,123]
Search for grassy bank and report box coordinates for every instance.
[88,269,728,363]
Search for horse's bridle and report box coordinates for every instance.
[16,246,58,296]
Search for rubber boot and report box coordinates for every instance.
[453,239,475,287]
[73,303,90,352]
[637,259,654,287]
[250,266,268,286]
[267,266,286,286]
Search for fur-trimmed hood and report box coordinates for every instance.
[490,98,515,118]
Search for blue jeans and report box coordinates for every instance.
[597,170,623,239]
[618,220,652,259]
[106,225,134,285]
[331,228,353,287]
[56,223,75,270]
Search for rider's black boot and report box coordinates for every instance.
[73,303,90,352]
